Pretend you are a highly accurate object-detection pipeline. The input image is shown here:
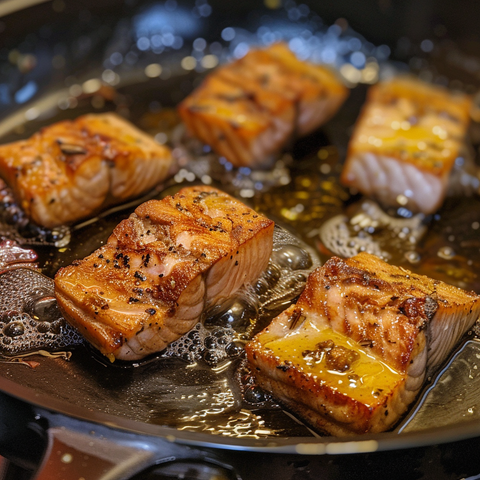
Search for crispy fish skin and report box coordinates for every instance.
[178,43,348,168]
[246,253,480,435]
[0,113,173,228]
[341,76,472,214]
[54,186,274,361]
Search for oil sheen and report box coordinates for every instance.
[264,321,403,406]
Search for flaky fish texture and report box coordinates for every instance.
[246,252,480,436]
[179,42,348,168]
[55,186,274,361]
[341,76,472,215]
[0,113,173,228]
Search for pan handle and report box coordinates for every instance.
[31,410,236,480]
[32,425,159,480]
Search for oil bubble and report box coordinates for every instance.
[50,319,65,334]
[36,321,51,334]
[0,268,83,355]
[205,297,258,332]
[271,245,312,270]
[253,278,269,295]
[264,263,281,285]
[204,336,217,349]
[226,341,243,358]
[4,321,25,337]
[405,251,421,264]
[25,295,61,322]
[203,351,220,366]
[438,246,456,259]
[244,386,267,404]
[158,226,319,366]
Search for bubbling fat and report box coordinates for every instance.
[0,225,319,364]
[0,179,71,248]
[318,199,428,261]
[158,225,319,366]
[0,268,84,356]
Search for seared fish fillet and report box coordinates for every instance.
[179,42,348,168]
[341,76,472,215]
[246,253,480,436]
[0,113,173,228]
[55,186,274,361]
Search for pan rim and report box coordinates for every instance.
[1,373,480,455]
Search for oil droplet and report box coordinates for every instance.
[318,149,329,160]
[205,297,257,332]
[244,386,267,403]
[4,321,24,337]
[60,453,73,464]
[36,322,51,334]
[404,251,421,264]
[320,163,331,174]
[437,246,456,259]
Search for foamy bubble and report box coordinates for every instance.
[162,225,320,366]
[0,268,83,356]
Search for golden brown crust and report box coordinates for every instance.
[55,186,274,358]
[251,361,399,436]
[264,42,348,102]
[107,186,274,306]
[297,253,478,372]
[246,303,406,435]
[178,42,348,167]
[0,113,173,228]
[342,76,472,178]
[246,252,480,435]
[179,75,278,139]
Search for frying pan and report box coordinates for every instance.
[1,0,480,479]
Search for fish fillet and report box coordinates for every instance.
[178,42,348,168]
[0,113,174,228]
[246,252,480,435]
[55,186,274,361]
[341,76,472,214]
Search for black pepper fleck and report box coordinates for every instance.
[134,271,146,281]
